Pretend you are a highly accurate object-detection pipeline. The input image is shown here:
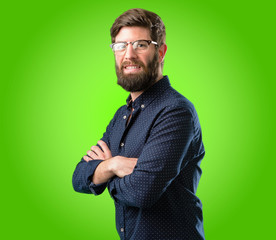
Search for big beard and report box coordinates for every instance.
[116,51,159,92]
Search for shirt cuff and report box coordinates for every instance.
[89,181,107,195]
[84,159,107,195]
[107,177,119,202]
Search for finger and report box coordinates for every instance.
[83,155,92,162]
[91,146,104,158]
[98,140,112,158]
[97,140,109,153]
[87,150,99,159]
[87,150,94,159]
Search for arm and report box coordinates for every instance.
[108,106,204,208]
[83,140,114,184]
[72,138,138,194]
[72,139,114,194]
[72,158,104,194]
[84,140,138,185]
[72,108,119,194]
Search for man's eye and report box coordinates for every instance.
[115,44,126,51]
[137,43,147,48]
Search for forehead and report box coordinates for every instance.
[115,26,151,42]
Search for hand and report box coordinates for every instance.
[110,156,138,178]
[83,140,112,162]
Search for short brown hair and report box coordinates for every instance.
[110,8,166,47]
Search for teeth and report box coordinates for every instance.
[126,66,139,69]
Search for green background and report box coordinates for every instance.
[1,0,275,239]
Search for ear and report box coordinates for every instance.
[158,43,167,63]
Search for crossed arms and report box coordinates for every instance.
[83,140,138,185]
[73,106,201,208]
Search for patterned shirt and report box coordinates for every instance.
[73,76,205,240]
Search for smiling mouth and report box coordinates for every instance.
[124,65,141,70]
[122,65,142,74]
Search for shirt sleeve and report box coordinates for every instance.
[108,105,204,208]
[72,158,106,195]
[72,108,121,195]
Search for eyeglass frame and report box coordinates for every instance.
[110,40,158,54]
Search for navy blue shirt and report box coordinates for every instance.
[73,76,205,240]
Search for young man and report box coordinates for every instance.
[73,8,205,240]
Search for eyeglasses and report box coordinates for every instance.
[110,40,158,54]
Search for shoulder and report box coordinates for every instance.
[151,87,203,139]
[111,104,127,119]
[159,86,197,118]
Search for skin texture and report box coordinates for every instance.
[83,141,138,184]
[83,26,167,185]
[114,26,167,100]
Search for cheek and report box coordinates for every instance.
[144,54,155,66]
[136,54,149,65]
[115,56,123,66]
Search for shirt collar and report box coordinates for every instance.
[126,75,171,110]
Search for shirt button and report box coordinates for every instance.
[141,104,145,108]
[120,228,124,232]
[120,142,124,147]
[123,115,127,119]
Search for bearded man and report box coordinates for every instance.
[73,8,205,240]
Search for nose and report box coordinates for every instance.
[124,43,138,59]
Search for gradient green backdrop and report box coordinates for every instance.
[1,0,275,239]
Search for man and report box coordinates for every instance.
[73,8,205,240]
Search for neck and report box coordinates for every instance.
[130,74,163,102]
[130,91,143,102]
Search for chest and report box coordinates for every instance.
[109,108,157,158]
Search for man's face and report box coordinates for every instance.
[114,26,159,92]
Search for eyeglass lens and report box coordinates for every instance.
[113,40,150,53]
